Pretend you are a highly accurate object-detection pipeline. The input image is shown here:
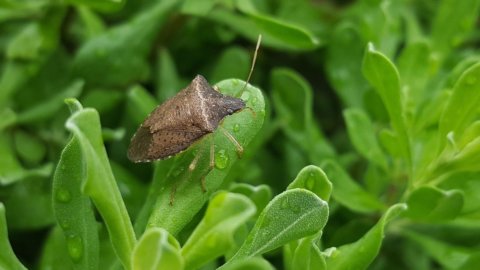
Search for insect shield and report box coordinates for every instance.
[127,74,245,162]
[127,35,262,204]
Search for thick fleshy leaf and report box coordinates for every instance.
[439,62,480,149]
[181,192,256,269]
[222,189,329,267]
[406,186,463,222]
[431,0,480,56]
[404,230,474,269]
[289,235,326,270]
[287,165,332,202]
[362,43,410,161]
[38,227,75,270]
[0,203,27,270]
[65,100,136,269]
[229,183,272,217]
[325,204,407,270]
[221,257,274,270]
[321,160,385,213]
[271,68,335,163]
[53,136,99,269]
[343,108,387,170]
[73,0,179,87]
[132,228,183,270]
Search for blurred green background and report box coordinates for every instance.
[2,0,480,269]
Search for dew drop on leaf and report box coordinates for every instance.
[215,149,229,169]
[306,174,316,190]
[66,235,84,262]
[56,188,72,203]
[233,123,240,133]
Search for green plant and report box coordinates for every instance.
[1,0,480,269]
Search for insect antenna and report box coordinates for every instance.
[237,34,262,98]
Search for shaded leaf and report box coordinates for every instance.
[181,192,256,269]
[132,228,183,270]
[223,189,329,267]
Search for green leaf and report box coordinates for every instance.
[271,68,335,162]
[325,203,407,270]
[396,41,432,109]
[73,0,179,87]
[76,6,106,39]
[326,23,369,108]
[0,203,27,270]
[221,257,274,270]
[362,43,410,162]
[404,230,473,269]
[13,130,46,165]
[155,49,182,103]
[146,79,265,235]
[321,160,385,213]
[38,226,75,270]
[229,183,272,217]
[406,186,464,222]
[126,85,158,125]
[431,0,480,56]
[181,0,217,16]
[81,88,123,114]
[133,158,175,236]
[181,191,256,269]
[290,236,326,270]
[439,62,480,149]
[222,189,329,267]
[53,137,99,269]
[67,0,125,13]
[0,108,16,131]
[2,176,55,229]
[343,108,388,170]
[210,46,250,84]
[132,228,183,270]
[287,165,332,202]
[16,80,84,124]
[208,8,318,51]
[65,100,136,269]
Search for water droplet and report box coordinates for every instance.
[66,235,83,262]
[232,80,239,86]
[233,124,240,133]
[56,188,71,203]
[215,149,229,169]
[251,97,258,105]
[306,173,316,190]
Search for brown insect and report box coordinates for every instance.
[127,35,261,203]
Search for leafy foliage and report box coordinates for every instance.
[1,0,480,269]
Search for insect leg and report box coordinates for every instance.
[200,136,215,192]
[220,126,243,158]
